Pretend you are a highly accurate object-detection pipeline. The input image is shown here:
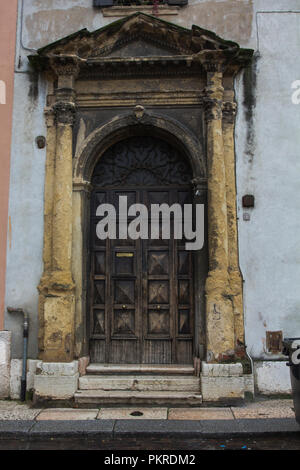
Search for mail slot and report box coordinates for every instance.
[116,253,134,258]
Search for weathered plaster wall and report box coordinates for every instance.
[4,71,47,358]
[5,0,300,377]
[235,10,300,361]
[0,1,18,330]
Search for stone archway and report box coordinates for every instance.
[72,113,207,362]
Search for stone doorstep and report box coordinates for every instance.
[74,390,203,407]
[79,375,200,391]
[86,364,195,375]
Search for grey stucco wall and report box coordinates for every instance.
[5,0,300,359]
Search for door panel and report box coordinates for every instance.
[89,136,194,364]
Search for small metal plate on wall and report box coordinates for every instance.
[266,331,283,353]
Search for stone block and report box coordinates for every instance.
[36,408,98,420]
[78,356,90,376]
[201,376,245,402]
[27,360,39,390]
[0,331,11,398]
[201,361,243,377]
[10,359,42,399]
[244,374,255,396]
[10,359,22,399]
[36,360,78,376]
[254,361,291,395]
[34,373,79,399]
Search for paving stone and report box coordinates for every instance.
[98,407,168,420]
[0,400,18,410]
[168,407,234,420]
[36,408,99,421]
[232,399,295,419]
[0,404,42,421]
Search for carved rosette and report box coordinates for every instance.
[222,101,237,125]
[53,101,76,126]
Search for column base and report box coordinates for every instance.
[201,361,253,405]
[33,361,79,403]
[40,290,75,362]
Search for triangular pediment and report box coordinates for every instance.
[100,37,183,58]
[29,12,253,74]
[34,12,241,60]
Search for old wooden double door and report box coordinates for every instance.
[89,136,194,364]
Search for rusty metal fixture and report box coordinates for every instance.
[242,194,255,208]
[36,136,46,149]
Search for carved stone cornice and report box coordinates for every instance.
[53,101,76,126]
[28,13,254,78]
[222,101,237,125]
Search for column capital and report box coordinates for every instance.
[193,50,230,73]
[49,55,81,79]
[222,101,237,125]
[53,101,76,126]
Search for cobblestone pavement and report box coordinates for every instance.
[0,397,295,421]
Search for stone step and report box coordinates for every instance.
[86,364,195,376]
[74,390,203,407]
[79,375,200,392]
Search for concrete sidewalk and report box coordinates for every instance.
[0,397,296,421]
[0,398,295,421]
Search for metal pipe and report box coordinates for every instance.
[7,308,29,401]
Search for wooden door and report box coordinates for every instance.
[89,136,194,364]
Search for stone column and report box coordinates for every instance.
[222,99,245,354]
[203,68,235,362]
[38,57,79,363]
[38,105,56,353]
[72,180,92,359]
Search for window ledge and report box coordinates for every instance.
[102,5,180,17]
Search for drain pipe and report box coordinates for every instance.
[7,308,29,401]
